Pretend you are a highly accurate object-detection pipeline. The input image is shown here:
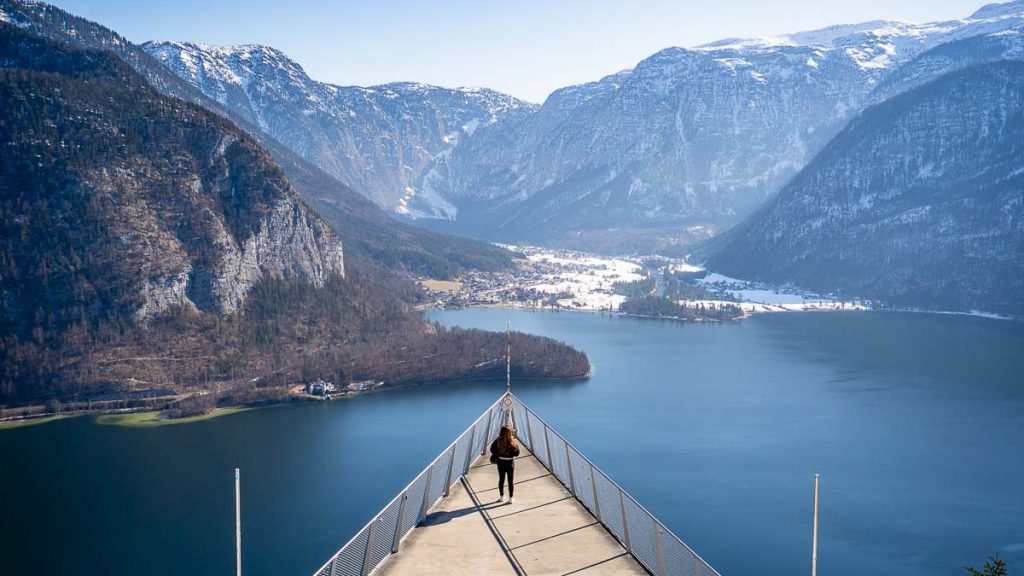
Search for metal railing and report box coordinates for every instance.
[507,393,721,576]
[312,394,506,576]
[312,392,721,576]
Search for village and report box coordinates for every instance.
[420,246,646,311]
[418,245,867,317]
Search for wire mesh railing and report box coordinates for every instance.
[508,393,721,576]
[312,394,506,576]
[312,392,720,576]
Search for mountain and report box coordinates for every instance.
[141,41,535,213]
[0,22,587,405]
[0,21,344,325]
[867,23,1024,105]
[0,0,514,278]
[705,61,1024,316]
[408,1,1024,252]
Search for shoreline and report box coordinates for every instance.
[0,414,75,430]
[427,300,1019,323]
[0,372,591,431]
[94,407,256,428]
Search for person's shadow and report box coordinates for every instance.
[422,501,505,526]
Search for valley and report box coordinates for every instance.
[420,245,867,320]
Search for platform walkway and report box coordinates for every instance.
[377,447,648,576]
[312,393,719,576]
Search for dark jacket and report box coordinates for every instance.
[490,439,520,461]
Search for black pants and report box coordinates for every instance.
[497,459,515,497]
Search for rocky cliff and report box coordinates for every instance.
[0,22,343,327]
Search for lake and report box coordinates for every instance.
[2,309,1022,575]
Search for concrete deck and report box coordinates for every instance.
[377,447,648,576]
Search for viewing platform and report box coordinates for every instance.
[314,394,719,576]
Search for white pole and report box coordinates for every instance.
[235,468,242,576]
[811,473,819,576]
[505,316,512,395]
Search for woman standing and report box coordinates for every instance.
[490,426,521,503]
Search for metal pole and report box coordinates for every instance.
[443,446,457,497]
[543,425,554,470]
[505,316,511,394]
[524,405,534,452]
[482,409,494,456]
[235,468,241,576]
[361,518,377,576]
[655,520,666,576]
[812,473,820,576]
[565,442,576,495]
[418,467,434,522]
[619,490,631,552]
[464,425,477,475]
[392,492,408,553]
[590,463,601,521]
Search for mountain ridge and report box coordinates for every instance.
[705,60,1024,316]
[408,0,1024,251]
[141,39,536,212]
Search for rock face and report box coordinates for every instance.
[706,61,1024,316]
[141,41,536,211]
[0,23,344,329]
[410,2,1024,249]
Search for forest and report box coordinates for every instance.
[619,295,744,322]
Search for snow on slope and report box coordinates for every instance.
[414,1,1024,250]
[143,41,536,211]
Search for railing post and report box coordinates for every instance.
[565,442,576,495]
[443,446,457,497]
[418,467,434,522]
[391,492,408,553]
[655,520,666,576]
[590,463,601,521]
[619,490,631,552]
[361,518,377,576]
[543,425,554,470]
[463,424,477,475]
[524,407,534,452]
[481,408,493,456]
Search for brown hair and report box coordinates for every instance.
[496,425,517,453]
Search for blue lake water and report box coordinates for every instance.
[2,309,1022,575]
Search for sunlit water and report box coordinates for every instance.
[2,309,1022,575]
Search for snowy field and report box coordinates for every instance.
[508,246,644,311]
[430,245,870,316]
[696,272,868,312]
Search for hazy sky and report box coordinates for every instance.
[52,0,991,102]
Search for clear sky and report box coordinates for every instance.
[51,0,991,102]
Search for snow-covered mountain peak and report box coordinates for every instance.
[690,0,1022,61]
[141,39,533,210]
[971,0,1024,20]
[143,41,312,88]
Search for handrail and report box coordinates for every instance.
[508,392,721,576]
[312,394,506,576]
